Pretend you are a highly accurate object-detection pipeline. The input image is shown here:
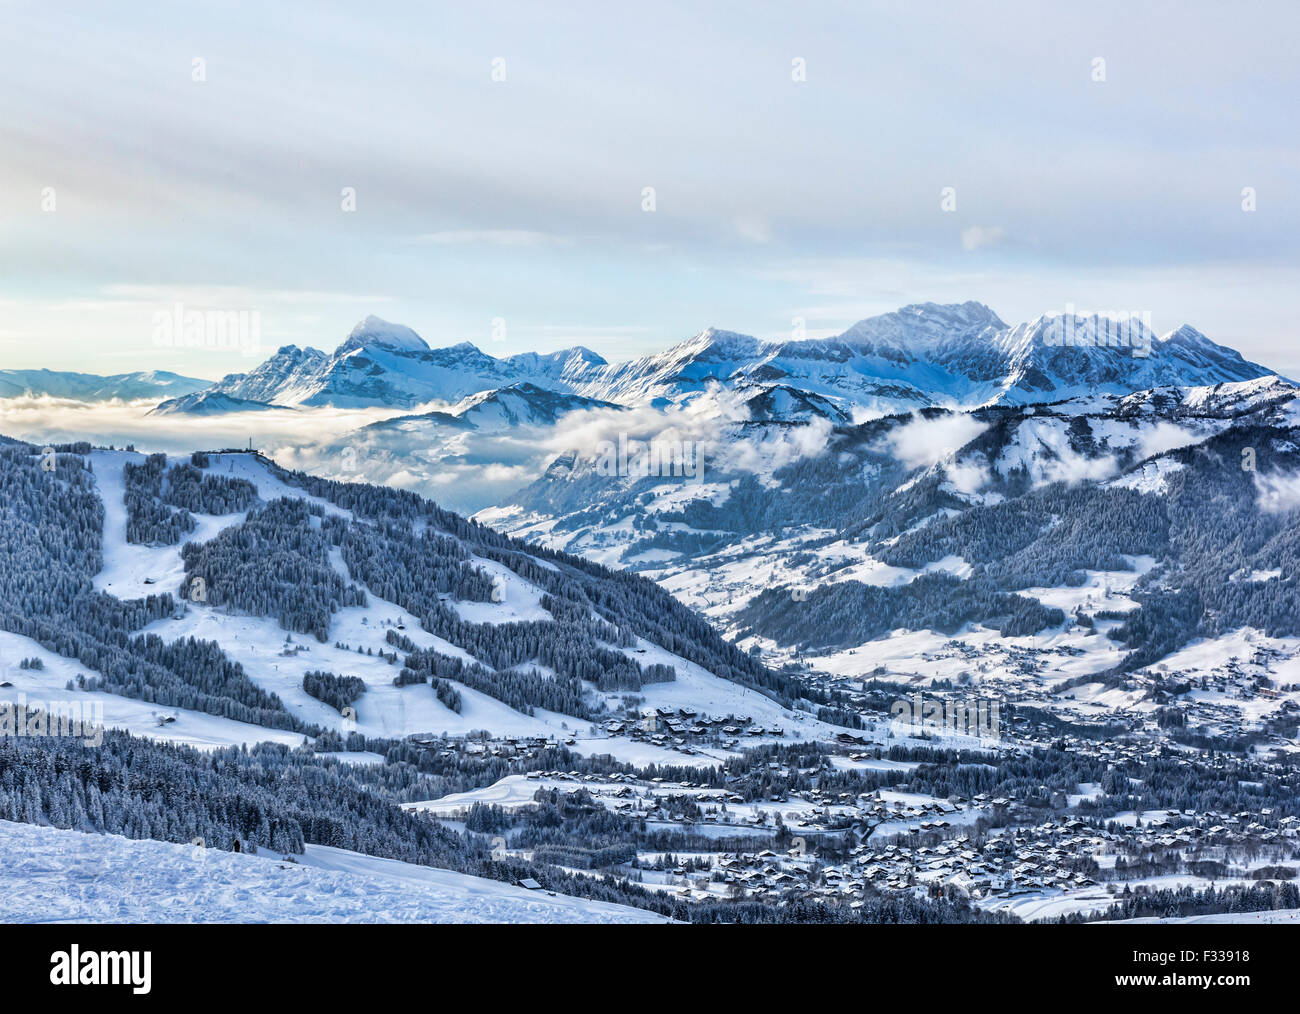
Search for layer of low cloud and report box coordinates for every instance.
[0,383,837,514]
[0,396,401,463]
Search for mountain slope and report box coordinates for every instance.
[486,374,1300,675]
[0,821,669,924]
[0,368,210,402]
[148,391,282,415]
[370,382,625,433]
[0,438,821,755]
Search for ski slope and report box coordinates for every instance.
[80,450,831,764]
[0,820,671,924]
[0,629,304,750]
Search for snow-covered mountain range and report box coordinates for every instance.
[0,367,210,402]
[181,315,609,411]
[483,373,1300,652]
[154,303,1276,419]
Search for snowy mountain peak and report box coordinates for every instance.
[565,346,606,365]
[1159,324,1232,355]
[1162,323,1208,344]
[677,327,764,360]
[838,301,1007,351]
[340,315,431,354]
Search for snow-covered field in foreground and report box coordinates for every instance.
[0,821,670,924]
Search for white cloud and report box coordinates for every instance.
[1255,471,1300,513]
[998,417,1119,487]
[1135,421,1201,460]
[945,458,990,495]
[881,413,989,469]
[0,384,799,514]
[0,398,402,463]
[1039,449,1117,486]
[721,417,833,476]
[960,226,1005,251]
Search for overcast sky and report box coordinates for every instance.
[1,0,1297,379]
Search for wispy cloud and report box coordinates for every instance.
[961,226,1005,252]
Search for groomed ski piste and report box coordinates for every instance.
[0,820,671,924]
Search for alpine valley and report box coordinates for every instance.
[3,301,1300,924]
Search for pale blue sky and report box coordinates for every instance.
[1,0,1297,378]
